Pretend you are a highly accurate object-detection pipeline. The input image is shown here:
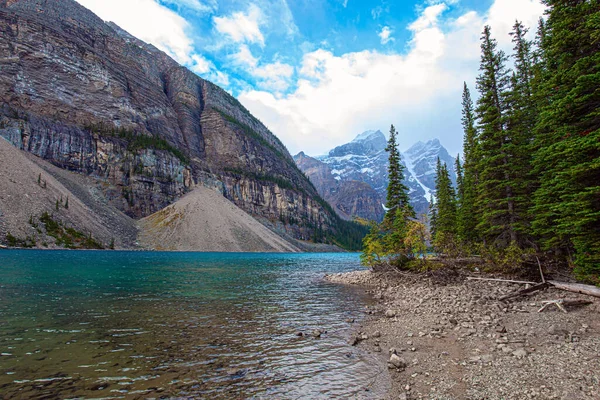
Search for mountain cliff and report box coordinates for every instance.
[295,130,456,219]
[0,0,361,248]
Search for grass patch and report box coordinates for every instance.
[39,212,104,249]
[5,232,36,248]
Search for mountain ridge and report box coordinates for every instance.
[0,0,363,249]
[296,131,456,220]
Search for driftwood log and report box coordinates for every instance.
[548,281,600,298]
[497,280,600,301]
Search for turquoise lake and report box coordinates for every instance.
[0,251,388,399]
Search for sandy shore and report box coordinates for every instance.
[325,269,600,400]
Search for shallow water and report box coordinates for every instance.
[0,251,388,399]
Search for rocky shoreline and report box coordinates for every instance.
[325,269,600,400]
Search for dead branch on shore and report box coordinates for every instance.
[499,282,550,301]
[466,277,537,285]
[538,299,593,313]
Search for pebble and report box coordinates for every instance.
[512,348,528,359]
[388,354,407,370]
[385,310,397,318]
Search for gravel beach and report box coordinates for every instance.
[325,269,600,400]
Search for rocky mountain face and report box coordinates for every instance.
[296,130,456,219]
[294,152,385,222]
[0,0,339,243]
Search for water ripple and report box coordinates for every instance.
[0,251,388,398]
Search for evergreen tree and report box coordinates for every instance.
[459,83,479,243]
[503,20,537,244]
[433,159,457,251]
[429,194,437,241]
[384,124,413,225]
[455,155,464,207]
[531,0,600,282]
[361,124,422,268]
[475,25,516,246]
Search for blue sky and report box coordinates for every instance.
[75,0,545,156]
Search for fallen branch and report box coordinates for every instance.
[538,299,593,313]
[548,281,600,299]
[499,282,550,301]
[467,277,537,285]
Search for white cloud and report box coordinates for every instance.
[378,26,394,45]
[209,70,231,87]
[409,3,447,32]
[214,4,265,45]
[159,0,217,13]
[371,5,388,20]
[237,0,546,157]
[232,44,259,67]
[231,45,294,92]
[486,0,545,47]
[190,54,211,74]
[75,0,195,65]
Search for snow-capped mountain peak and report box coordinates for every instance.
[309,131,456,218]
[352,130,384,143]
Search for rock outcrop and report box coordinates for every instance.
[0,0,339,246]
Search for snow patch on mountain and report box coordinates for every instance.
[352,130,382,143]
[313,130,456,217]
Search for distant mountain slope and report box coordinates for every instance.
[294,152,385,222]
[0,137,136,248]
[296,131,456,218]
[0,0,359,248]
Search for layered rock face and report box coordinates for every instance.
[296,131,456,219]
[294,152,385,222]
[0,0,331,239]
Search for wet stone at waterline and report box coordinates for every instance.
[0,250,388,398]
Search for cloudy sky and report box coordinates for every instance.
[74,0,545,157]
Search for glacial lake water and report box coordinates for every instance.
[0,250,388,399]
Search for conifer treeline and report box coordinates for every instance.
[431,0,599,283]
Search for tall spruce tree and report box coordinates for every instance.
[459,83,479,243]
[502,20,537,244]
[455,155,464,213]
[531,0,600,282]
[429,194,437,241]
[384,124,413,225]
[433,158,457,247]
[475,25,517,246]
